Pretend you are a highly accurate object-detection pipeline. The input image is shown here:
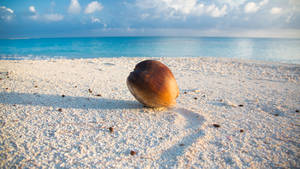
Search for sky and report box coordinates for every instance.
[0,0,300,38]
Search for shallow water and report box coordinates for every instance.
[0,37,300,63]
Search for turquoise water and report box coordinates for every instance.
[0,37,300,63]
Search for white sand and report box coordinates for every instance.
[0,57,299,168]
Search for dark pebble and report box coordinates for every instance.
[184,91,187,94]
[58,108,62,112]
[202,95,206,97]
[274,114,279,116]
[194,97,198,100]
[34,85,38,88]
[96,94,102,97]
[74,86,77,88]
[61,94,65,97]
[109,127,114,133]
[238,104,244,107]
[296,109,299,113]
[213,124,221,128]
[5,88,8,90]
[0,78,2,80]
[240,129,244,133]
[159,137,163,140]
[13,104,16,106]
[130,150,136,156]
[179,143,185,146]
[88,89,92,93]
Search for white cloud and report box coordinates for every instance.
[0,6,14,13]
[244,0,268,13]
[29,6,36,13]
[85,1,103,14]
[68,0,81,14]
[270,7,282,14]
[218,0,247,9]
[244,2,259,13]
[0,6,14,21]
[136,0,227,18]
[206,4,227,17]
[91,16,100,23]
[44,14,64,21]
[259,0,268,6]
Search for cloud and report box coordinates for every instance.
[91,16,100,23]
[206,4,227,18]
[0,6,14,21]
[29,6,36,13]
[0,6,13,14]
[270,7,282,15]
[68,0,81,14]
[44,14,64,21]
[244,0,268,13]
[244,2,259,13]
[136,0,227,18]
[259,0,269,6]
[85,1,103,14]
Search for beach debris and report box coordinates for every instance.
[96,94,102,97]
[61,94,65,97]
[296,109,299,113]
[58,108,62,112]
[88,88,92,93]
[238,104,244,107]
[223,100,237,107]
[109,127,114,133]
[130,150,137,156]
[213,124,221,128]
[127,60,179,107]
[240,129,244,133]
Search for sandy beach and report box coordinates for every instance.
[0,57,299,168]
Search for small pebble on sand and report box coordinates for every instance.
[109,127,114,133]
[130,150,136,156]
[58,108,62,112]
[213,124,221,128]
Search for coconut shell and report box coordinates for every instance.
[127,60,179,107]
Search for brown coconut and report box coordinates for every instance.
[127,60,179,107]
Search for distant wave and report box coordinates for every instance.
[0,54,67,60]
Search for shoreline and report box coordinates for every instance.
[1,57,299,168]
[1,56,300,65]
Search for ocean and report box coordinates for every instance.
[0,37,300,64]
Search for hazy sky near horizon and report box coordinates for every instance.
[0,0,300,38]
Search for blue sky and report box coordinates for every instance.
[0,0,299,38]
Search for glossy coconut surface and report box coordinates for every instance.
[127,60,179,107]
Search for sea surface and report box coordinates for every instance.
[0,37,300,64]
